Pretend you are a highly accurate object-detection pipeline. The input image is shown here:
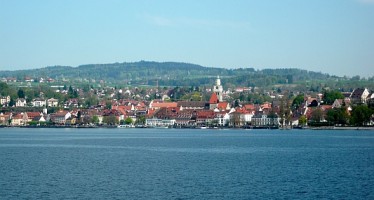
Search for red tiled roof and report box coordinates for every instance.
[151,102,178,108]
[102,109,121,116]
[217,102,229,110]
[196,110,215,119]
[147,108,157,117]
[261,102,272,109]
[26,112,41,119]
[235,107,253,114]
[54,110,69,117]
[12,113,24,119]
[209,93,219,104]
[244,104,255,110]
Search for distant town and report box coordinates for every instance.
[1,75,373,129]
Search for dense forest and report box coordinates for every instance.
[1,61,373,90]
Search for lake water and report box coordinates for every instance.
[0,128,373,200]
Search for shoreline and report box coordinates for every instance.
[1,125,374,130]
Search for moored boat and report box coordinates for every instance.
[117,124,135,128]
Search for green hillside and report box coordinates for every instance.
[1,61,372,90]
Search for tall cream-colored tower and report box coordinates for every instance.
[213,76,223,102]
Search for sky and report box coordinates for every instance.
[0,0,373,77]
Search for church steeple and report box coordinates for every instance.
[216,75,221,86]
[213,76,223,102]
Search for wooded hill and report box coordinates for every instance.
[1,61,372,90]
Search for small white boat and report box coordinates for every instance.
[117,124,135,128]
[154,126,169,129]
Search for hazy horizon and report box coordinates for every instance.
[1,0,373,77]
[0,60,361,79]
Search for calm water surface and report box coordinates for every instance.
[0,128,373,199]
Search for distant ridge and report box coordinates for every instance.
[0,61,337,87]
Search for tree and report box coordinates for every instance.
[234,99,240,108]
[103,115,119,125]
[77,111,82,122]
[230,112,242,127]
[292,94,304,109]
[190,92,203,101]
[0,82,16,97]
[124,117,133,125]
[136,116,146,125]
[91,115,99,124]
[326,108,349,126]
[8,98,15,107]
[322,90,344,105]
[268,111,278,126]
[17,89,25,98]
[310,108,324,122]
[82,115,91,125]
[24,89,36,103]
[298,116,307,126]
[350,105,373,126]
[85,95,99,108]
[105,101,112,109]
[68,86,78,98]
[286,74,293,84]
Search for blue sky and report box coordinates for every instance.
[0,0,373,77]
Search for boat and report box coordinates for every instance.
[154,125,169,129]
[117,124,135,128]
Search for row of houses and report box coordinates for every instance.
[1,77,373,127]
[0,111,47,126]
[0,94,281,127]
[144,92,282,127]
[143,87,374,127]
[1,94,373,127]
[0,97,76,108]
[1,77,54,83]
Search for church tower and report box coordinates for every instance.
[213,76,223,102]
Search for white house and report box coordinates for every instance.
[0,96,10,106]
[251,113,280,127]
[214,112,230,126]
[230,108,255,126]
[32,98,46,107]
[15,98,27,107]
[47,98,59,107]
[50,110,71,124]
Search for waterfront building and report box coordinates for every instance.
[251,112,280,127]
[145,118,176,127]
